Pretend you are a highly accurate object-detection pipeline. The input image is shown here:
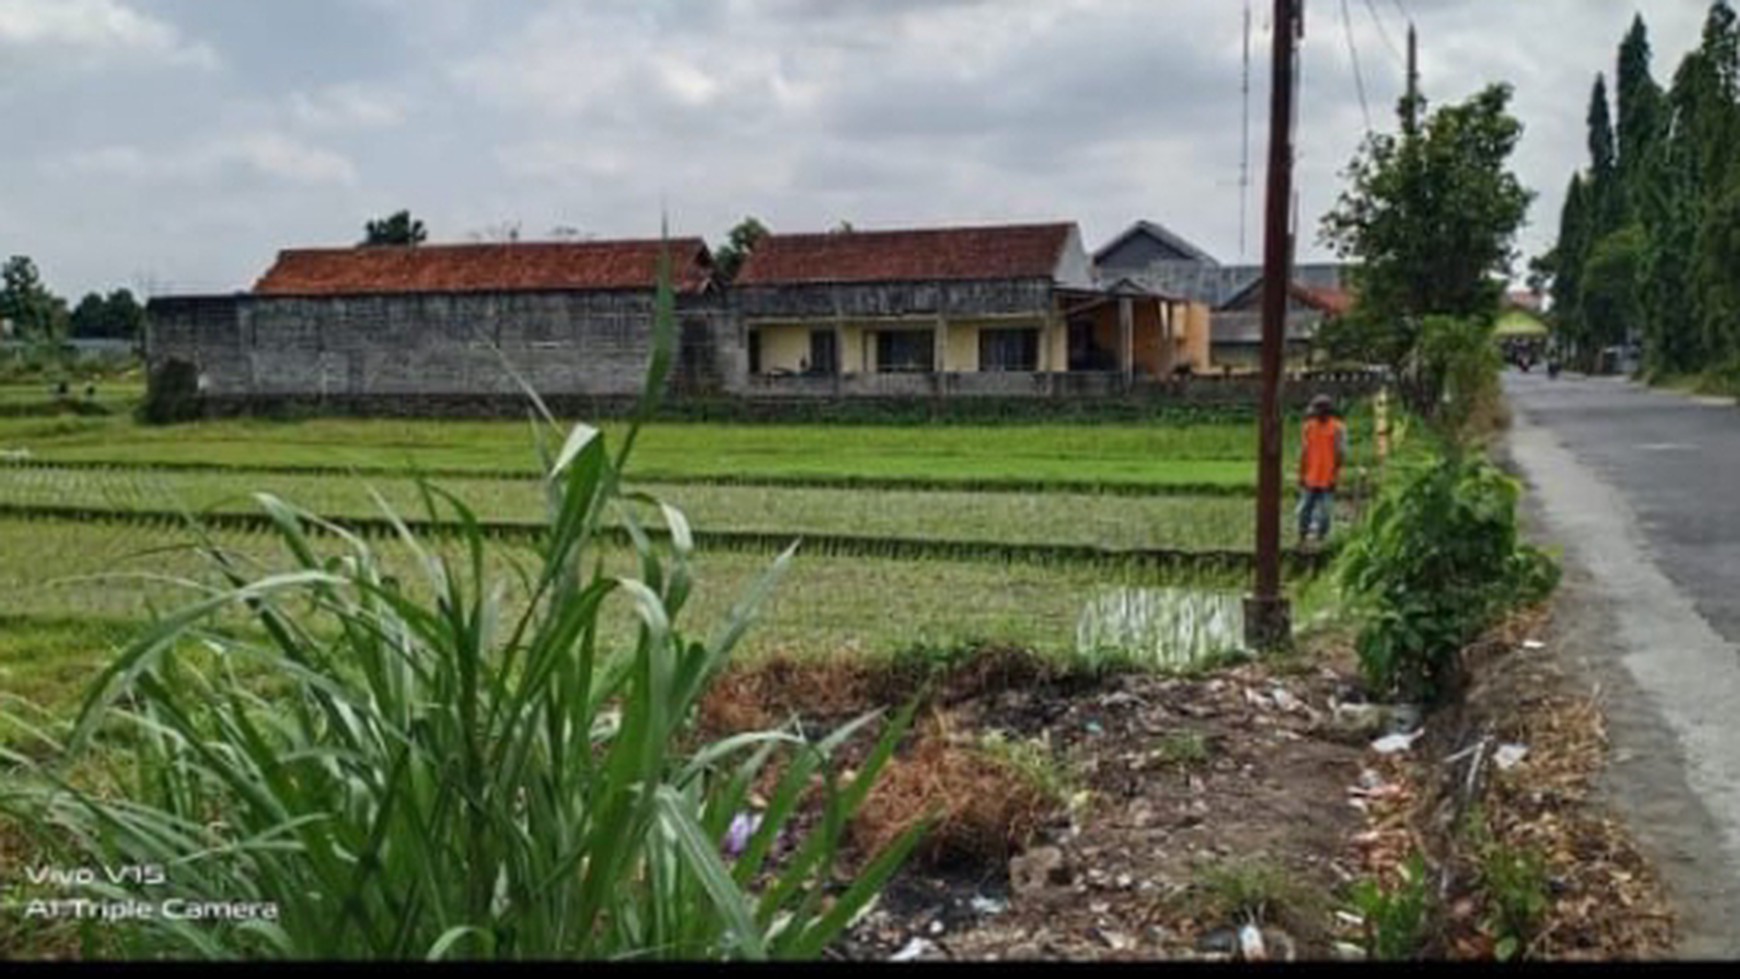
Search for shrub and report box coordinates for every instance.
[1347,852,1431,961]
[1413,316,1505,442]
[0,256,922,960]
[1468,814,1550,961]
[1336,449,1559,702]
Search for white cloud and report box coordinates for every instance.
[289,83,410,130]
[67,132,357,186]
[0,0,216,68]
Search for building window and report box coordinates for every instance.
[875,330,935,373]
[748,330,762,375]
[980,328,1040,372]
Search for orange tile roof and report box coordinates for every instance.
[1295,284,1353,316]
[736,223,1074,286]
[253,239,713,296]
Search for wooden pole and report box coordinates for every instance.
[1245,0,1301,652]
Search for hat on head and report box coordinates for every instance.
[1309,394,1334,415]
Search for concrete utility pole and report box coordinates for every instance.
[1245,0,1303,651]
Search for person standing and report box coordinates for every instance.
[1297,394,1347,544]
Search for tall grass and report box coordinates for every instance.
[0,250,922,960]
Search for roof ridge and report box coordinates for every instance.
[757,221,1075,241]
[279,237,705,256]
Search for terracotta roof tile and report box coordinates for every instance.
[736,223,1074,286]
[1296,284,1354,316]
[253,239,713,296]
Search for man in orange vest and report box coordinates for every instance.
[1298,394,1348,544]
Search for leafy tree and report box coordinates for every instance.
[1320,83,1533,381]
[0,255,69,347]
[69,288,146,341]
[712,216,769,283]
[1580,224,1648,355]
[1684,2,1740,366]
[362,210,428,246]
[1639,143,1701,374]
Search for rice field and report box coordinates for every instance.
[0,463,1271,551]
[0,514,1298,715]
[0,410,1389,489]
[0,401,1387,736]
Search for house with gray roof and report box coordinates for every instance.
[1093,221,1356,366]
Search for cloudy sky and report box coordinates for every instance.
[0,0,1715,298]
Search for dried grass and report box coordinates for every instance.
[850,714,1056,869]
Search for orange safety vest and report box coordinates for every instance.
[1301,416,1345,490]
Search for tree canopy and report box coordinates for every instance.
[69,289,146,342]
[1546,3,1740,377]
[363,210,428,247]
[712,217,769,283]
[1320,83,1533,371]
[0,256,69,347]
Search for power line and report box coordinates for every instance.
[1340,0,1373,133]
[1240,0,1253,258]
[1362,0,1403,65]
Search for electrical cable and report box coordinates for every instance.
[1340,0,1374,133]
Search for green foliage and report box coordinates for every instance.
[1414,316,1504,441]
[1,255,70,352]
[362,210,428,247]
[137,358,204,425]
[1479,842,1550,960]
[1193,857,1310,925]
[1549,174,1592,343]
[713,217,769,283]
[1152,730,1211,768]
[1586,75,1626,235]
[1580,225,1648,355]
[977,730,1076,808]
[1618,15,1667,214]
[1554,3,1740,376]
[0,257,923,960]
[1336,451,1559,703]
[1347,852,1431,961]
[68,289,146,342]
[1320,84,1533,372]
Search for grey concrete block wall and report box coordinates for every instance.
[148,290,737,402]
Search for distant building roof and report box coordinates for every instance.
[253,239,714,296]
[1094,220,1220,267]
[736,223,1078,286]
[1218,277,1354,316]
[1505,290,1544,313]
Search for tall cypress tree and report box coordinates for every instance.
[1552,175,1593,353]
[1587,75,1625,236]
[1617,15,1666,219]
[1685,1,1740,364]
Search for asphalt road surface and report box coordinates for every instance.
[1504,371,1740,956]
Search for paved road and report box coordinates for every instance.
[1504,371,1740,956]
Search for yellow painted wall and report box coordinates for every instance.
[946,323,979,372]
[751,322,873,373]
[1037,318,1064,372]
[1184,303,1212,370]
[755,324,811,373]
[754,317,1076,374]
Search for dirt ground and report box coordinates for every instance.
[701,647,1386,961]
[702,603,1683,962]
